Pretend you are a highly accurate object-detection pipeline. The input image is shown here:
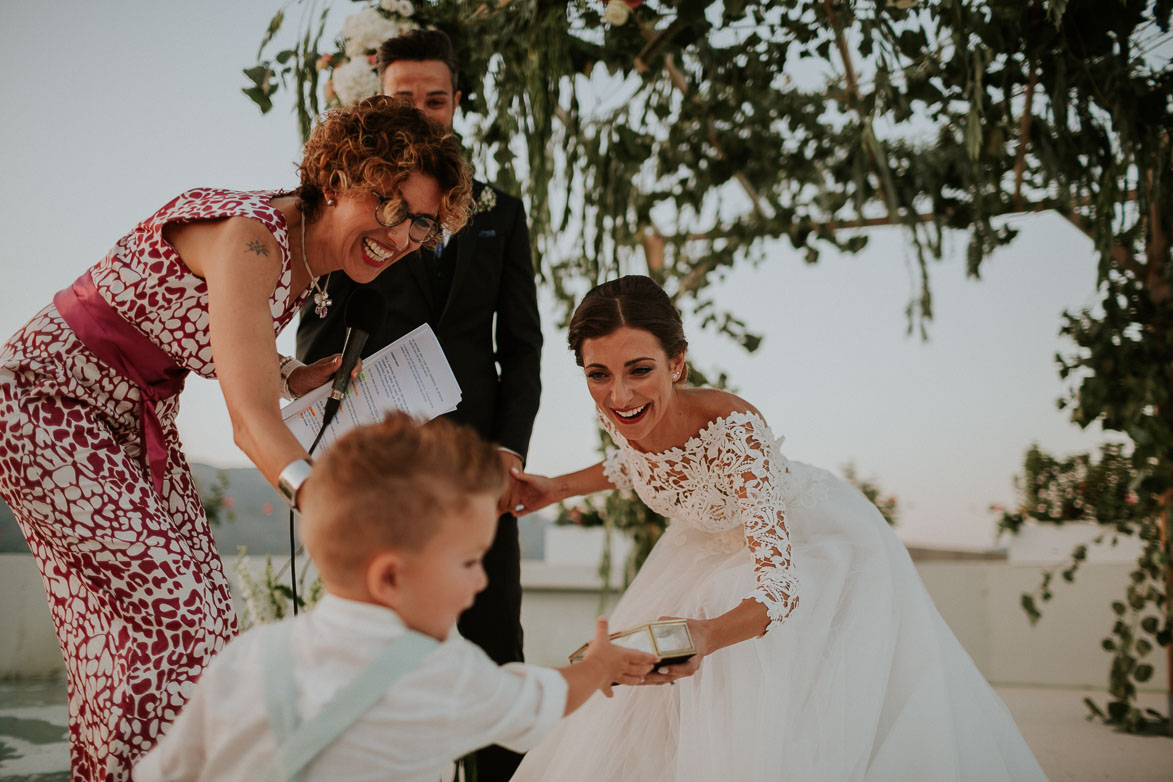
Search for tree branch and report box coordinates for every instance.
[823,0,901,221]
[635,18,687,68]
[824,0,861,106]
[632,15,767,217]
[653,193,1147,272]
[1145,162,1170,304]
[1013,57,1038,211]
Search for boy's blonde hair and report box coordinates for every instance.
[301,411,504,585]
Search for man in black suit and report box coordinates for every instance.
[296,29,542,782]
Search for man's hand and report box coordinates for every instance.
[497,450,525,515]
[506,468,561,516]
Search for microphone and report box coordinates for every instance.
[319,288,386,433]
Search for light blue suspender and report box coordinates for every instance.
[260,620,438,782]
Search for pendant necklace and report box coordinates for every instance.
[300,214,332,318]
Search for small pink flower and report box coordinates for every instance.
[316,53,335,71]
[1125,493,1138,505]
[367,54,377,66]
[222,496,235,510]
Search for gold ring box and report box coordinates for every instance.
[568,619,696,666]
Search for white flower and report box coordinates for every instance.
[342,7,404,56]
[382,0,415,17]
[332,57,381,105]
[471,187,498,215]
[603,0,631,26]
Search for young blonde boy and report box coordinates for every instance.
[134,412,655,782]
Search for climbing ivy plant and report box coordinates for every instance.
[999,444,1170,733]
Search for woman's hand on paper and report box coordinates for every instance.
[288,354,362,399]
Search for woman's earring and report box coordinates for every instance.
[326,198,336,206]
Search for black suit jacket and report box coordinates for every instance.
[295,183,542,459]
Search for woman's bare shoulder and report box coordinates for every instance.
[687,387,766,426]
[165,216,280,281]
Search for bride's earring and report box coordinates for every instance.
[326,198,336,206]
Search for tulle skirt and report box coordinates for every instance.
[512,463,1046,781]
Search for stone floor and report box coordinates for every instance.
[0,679,68,781]
[0,679,1169,780]
[998,687,1172,782]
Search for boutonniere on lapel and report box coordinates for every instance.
[470,186,497,217]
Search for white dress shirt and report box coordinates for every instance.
[133,594,567,782]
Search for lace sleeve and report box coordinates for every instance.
[722,415,799,629]
[601,447,633,490]
[596,412,634,490]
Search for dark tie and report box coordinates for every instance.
[431,233,458,313]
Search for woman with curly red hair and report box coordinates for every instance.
[0,96,471,782]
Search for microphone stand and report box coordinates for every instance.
[288,415,330,616]
[284,288,385,617]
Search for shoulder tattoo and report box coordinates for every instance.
[246,239,270,257]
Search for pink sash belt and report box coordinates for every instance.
[54,271,188,495]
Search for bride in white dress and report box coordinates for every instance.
[509,276,1047,781]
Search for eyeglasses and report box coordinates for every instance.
[374,195,442,243]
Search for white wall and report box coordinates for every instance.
[1,553,1167,693]
[919,561,1168,691]
[1002,521,1145,565]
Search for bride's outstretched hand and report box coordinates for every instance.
[509,468,559,515]
[639,616,709,686]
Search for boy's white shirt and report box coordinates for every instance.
[132,594,568,782]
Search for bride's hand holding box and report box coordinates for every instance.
[569,618,707,685]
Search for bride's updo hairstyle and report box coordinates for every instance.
[567,275,689,383]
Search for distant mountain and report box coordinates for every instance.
[191,463,292,556]
[0,464,291,556]
[2,464,553,560]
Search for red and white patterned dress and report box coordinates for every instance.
[0,189,309,782]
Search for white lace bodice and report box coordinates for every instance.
[600,410,799,627]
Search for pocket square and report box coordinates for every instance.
[478,229,497,238]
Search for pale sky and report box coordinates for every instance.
[0,1,1106,548]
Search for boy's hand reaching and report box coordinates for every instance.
[558,618,657,715]
[583,617,658,698]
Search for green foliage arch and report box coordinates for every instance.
[244,0,1173,733]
